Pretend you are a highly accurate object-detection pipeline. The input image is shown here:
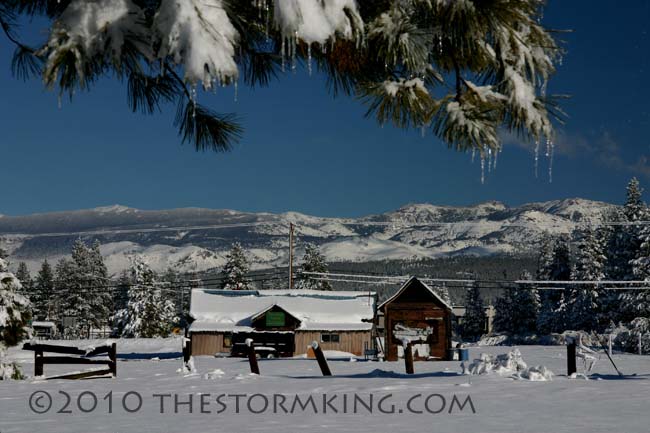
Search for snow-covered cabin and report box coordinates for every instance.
[379,277,452,361]
[188,289,376,357]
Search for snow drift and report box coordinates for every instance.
[462,349,554,381]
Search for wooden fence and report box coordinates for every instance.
[22,342,117,380]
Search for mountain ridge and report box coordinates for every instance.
[0,198,618,275]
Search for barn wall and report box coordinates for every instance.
[191,332,225,356]
[294,331,372,356]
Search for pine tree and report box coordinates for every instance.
[618,178,650,322]
[14,262,32,296]
[296,243,332,290]
[53,257,75,325]
[494,270,538,335]
[88,240,112,333]
[602,208,630,325]
[33,260,55,320]
[567,227,605,332]
[2,1,564,156]
[537,235,571,334]
[629,227,650,321]
[624,178,645,222]
[462,282,485,341]
[514,270,539,334]
[15,262,38,325]
[51,239,113,337]
[113,257,176,338]
[220,243,251,290]
[114,270,132,314]
[433,283,452,307]
[0,256,31,379]
[493,288,515,334]
[161,268,188,325]
[606,179,647,280]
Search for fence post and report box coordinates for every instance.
[246,339,260,375]
[183,337,192,364]
[567,336,577,376]
[35,349,44,377]
[310,342,332,376]
[608,334,613,357]
[404,342,414,375]
[108,343,117,377]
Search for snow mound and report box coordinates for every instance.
[177,358,196,375]
[204,369,226,380]
[462,349,553,381]
[514,365,554,382]
[364,369,406,378]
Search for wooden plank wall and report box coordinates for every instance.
[191,333,224,356]
[294,331,372,356]
[192,331,372,357]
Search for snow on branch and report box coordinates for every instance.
[273,0,364,44]
[154,0,239,89]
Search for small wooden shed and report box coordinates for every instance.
[379,277,452,361]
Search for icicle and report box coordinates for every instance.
[281,38,286,72]
[471,149,476,164]
[438,34,443,55]
[421,126,426,138]
[493,148,499,170]
[547,138,555,183]
[291,32,298,73]
[234,80,238,102]
[487,148,492,174]
[57,94,62,109]
[480,153,486,185]
[265,0,270,40]
[307,44,313,76]
[534,138,540,178]
[191,85,197,118]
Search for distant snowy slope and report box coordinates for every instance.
[0,199,617,275]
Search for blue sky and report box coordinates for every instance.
[1,1,649,218]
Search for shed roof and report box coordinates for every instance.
[378,277,452,311]
[189,289,376,333]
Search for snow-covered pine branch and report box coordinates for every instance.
[4,0,564,161]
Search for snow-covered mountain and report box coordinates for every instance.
[0,198,617,275]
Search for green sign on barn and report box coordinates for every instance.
[266,311,286,327]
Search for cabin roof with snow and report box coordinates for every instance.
[31,321,57,329]
[378,277,452,311]
[189,289,376,333]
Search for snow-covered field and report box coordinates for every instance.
[2,343,649,433]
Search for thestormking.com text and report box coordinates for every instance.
[28,390,477,416]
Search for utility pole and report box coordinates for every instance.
[289,222,294,290]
